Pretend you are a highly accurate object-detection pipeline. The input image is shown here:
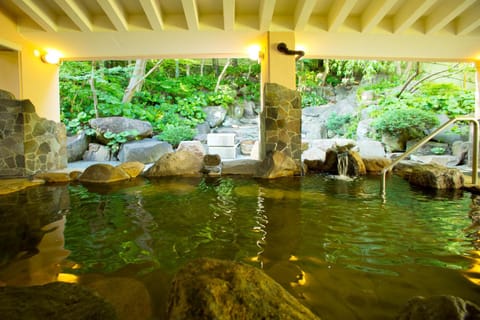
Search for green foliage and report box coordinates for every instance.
[430,147,446,155]
[414,83,475,116]
[326,112,353,137]
[104,129,139,154]
[301,92,327,107]
[158,125,196,147]
[60,59,259,141]
[329,59,397,82]
[372,107,439,139]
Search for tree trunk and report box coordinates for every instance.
[175,59,180,78]
[89,61,99,118]
[212,58,219,76]
[122,59,163,104]
[200,59,205,76]
[122,59,147,104]
[215,58,231,92]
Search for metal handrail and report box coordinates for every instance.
[380,116,479,198]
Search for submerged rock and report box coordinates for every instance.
[86,277,152,320]
[167,258,319,320]
[397,295,480,320]
[0,282,117,320]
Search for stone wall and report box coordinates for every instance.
[263,83,302,163]
[0,92,67,177]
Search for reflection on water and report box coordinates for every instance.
[0,175,479,319]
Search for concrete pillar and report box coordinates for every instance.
[258,32,298,161]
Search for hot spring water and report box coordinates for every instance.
[0,175,479,319]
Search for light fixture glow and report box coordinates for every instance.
[247,44,262,62]
[40,49,62,65]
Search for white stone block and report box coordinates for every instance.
[207,133,235,147]
[208,146,236,159]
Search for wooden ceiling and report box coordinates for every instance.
[1,0,479,61]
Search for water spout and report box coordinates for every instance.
[337,152,349,177]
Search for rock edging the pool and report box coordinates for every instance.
[24,148,475,194]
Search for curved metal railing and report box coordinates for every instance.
[380,116,479,198]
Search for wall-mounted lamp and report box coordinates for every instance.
[247,44,263,62]
[35,49,62,65]
[277,42,305,61]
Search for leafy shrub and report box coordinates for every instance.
[158,125,196,147]
[103,129,139,154]
[372,107,439,139]
[301,92,327,107]
[414,83,475,116]
[326,112,353,137]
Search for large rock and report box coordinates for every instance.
[394,161,464,189]
[255,151,298,179]
[204,106,227,128]
[397,295,480,320]
[362,157,391,174]
[357,140,385,159]
[346,150,366,176]
[89,117,153,144]
[222,159,261,175]
[0,89,15,100]
[452,141,469,165]
[34,172,72,183]
[167,258,319,320]
[117,161,145,178]
[118,139,173,163]
[410,154,459,166]
[67,131,89,162]
[83,143,112,161]
[176,140,206,159]
[78,163,131,184]
[0,282,117,320]
[144,150,203,177]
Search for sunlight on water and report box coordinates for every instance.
[0,175,479,319]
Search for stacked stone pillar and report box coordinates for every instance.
[0,92,67,177]
[262,83,302,164]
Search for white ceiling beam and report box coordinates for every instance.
[393,0,438,34]
[96,0,128,32]
[456,5,480,36]
[328,0,357,32]
[259,0,276,31]
[139,0,164,31]
[54,0,92,32]
[11,0,57,32]
[294,0,317,31]
[361,0,399,33]
[223,0,235,31]
[181,0,199,31]
[425,0,476,34]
